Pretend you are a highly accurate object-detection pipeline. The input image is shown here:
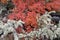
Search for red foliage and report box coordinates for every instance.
[26,26,33,33]
[15,27,23,34]
[8,0,60,33]
[28,2,45,14]
[0,0,60,35]
[8,0,45,33]
[45,0,60,11]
